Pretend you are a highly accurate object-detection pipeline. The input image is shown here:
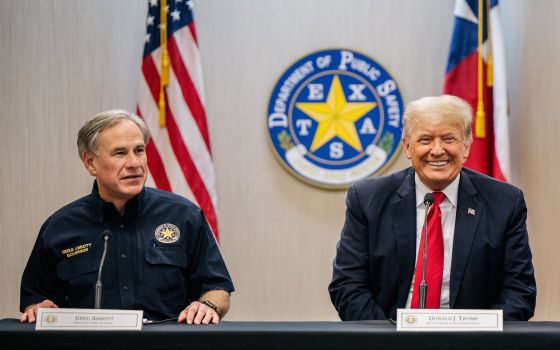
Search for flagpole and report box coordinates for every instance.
[486,0,493,87]
[475,0,486,138]
[159,0,169,127]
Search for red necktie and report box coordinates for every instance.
[411,191,445,308]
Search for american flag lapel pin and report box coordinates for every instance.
[467,208,476,216]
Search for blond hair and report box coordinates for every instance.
[402,95,473,145]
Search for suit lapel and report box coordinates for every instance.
[449,170,483,307]
[391,169,417,308]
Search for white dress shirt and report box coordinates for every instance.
[405,173,460,309]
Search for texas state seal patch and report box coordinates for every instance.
[267,49,404,189]
[154,223,180,244]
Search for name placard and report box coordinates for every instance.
[36,308,143,331]
[396,309,503,332]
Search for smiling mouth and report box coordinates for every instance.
[427,160,449,167]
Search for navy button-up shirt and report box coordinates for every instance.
[20,183,234,320]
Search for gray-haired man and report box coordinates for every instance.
[21,110,234,324]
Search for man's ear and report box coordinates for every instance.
[402,138,412,160]
[82,152,97,176]
[463,141,471,160]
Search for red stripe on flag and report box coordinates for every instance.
[145,138,173,191]
[189,22,198,44]
[141,56,161,104]
[139,58,176,190]
[137,106,173,192]
[141,54,219,237]
[163,105,219,238]
[167,35,212,154]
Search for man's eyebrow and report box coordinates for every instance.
[415,133,432,139]
[110,146,127,152]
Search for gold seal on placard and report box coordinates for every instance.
[44,314,58,325]
[405,315,417,325]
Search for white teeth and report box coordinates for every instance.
[428,161,448,166]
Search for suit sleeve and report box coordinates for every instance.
[491,189,536,320]
[329,185,386,320]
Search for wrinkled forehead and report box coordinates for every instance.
[98,120,145,148]
[407,112,466,136]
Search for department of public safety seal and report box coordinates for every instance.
[266,49,404,189]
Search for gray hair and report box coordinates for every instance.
[402,95,473,146]
[77,109,150,159]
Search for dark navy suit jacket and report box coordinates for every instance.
[329,167,536,321]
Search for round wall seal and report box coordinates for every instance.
[267,49,404,189]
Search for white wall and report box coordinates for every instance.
[1,0,559,321]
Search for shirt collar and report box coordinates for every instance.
[90,181,145,223]
[414,172,460,208]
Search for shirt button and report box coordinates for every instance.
[120,224,124,228]
[121,254,127,259]
[123,286,129,290]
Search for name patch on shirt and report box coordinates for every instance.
[154,223,180,244]
[61,243,92,258]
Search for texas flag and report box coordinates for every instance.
[443,0,509,181]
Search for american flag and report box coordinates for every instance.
[137,0,220,239]
[443,0,510,181]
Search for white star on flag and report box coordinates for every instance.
[170,9,181,21]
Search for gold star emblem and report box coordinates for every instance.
[162,228,174,239]
[296,75,376,152]
[155,223,180,243]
